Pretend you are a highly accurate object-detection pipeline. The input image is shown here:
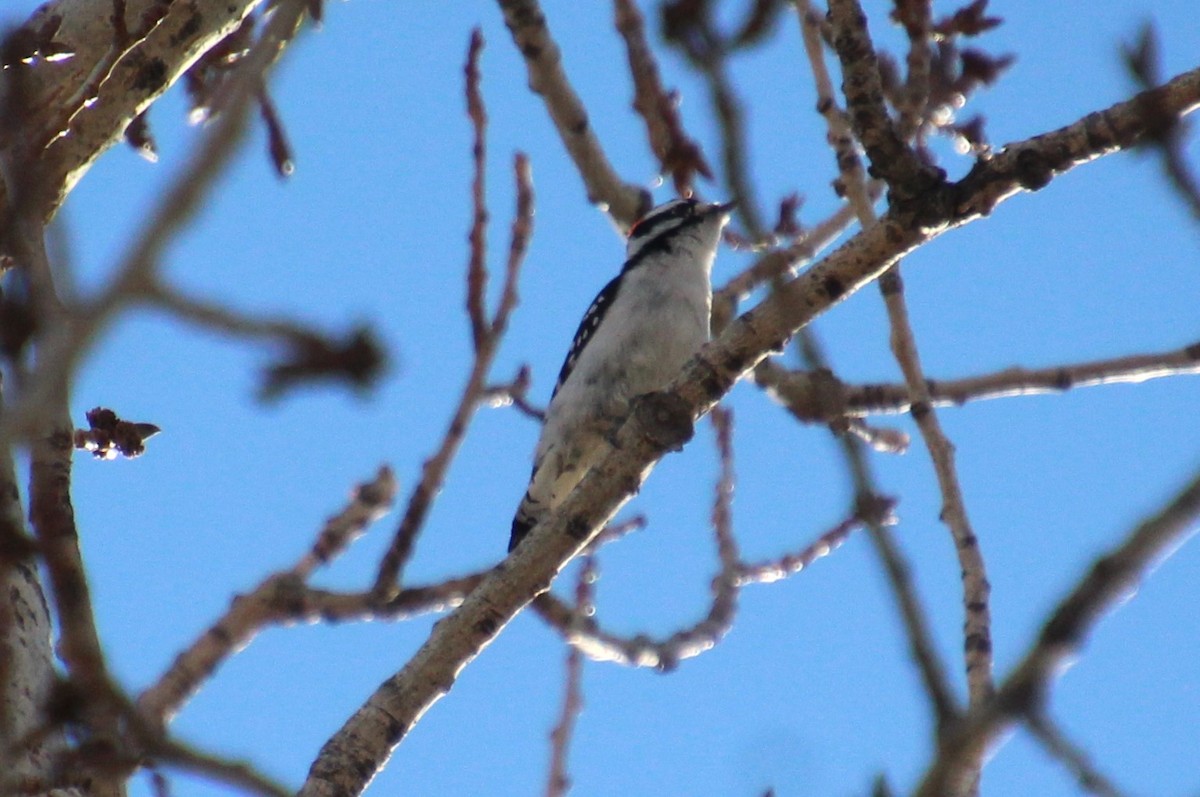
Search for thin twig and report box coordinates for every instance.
[371,32,533,595]
[756,341,1200,424]
[465,29,490,351]
[795,332,961,737]
[484,365,547,422]
[139,281,322,341]
[496,0,646,227]
[915,466,1200,797]
[141,281,384,399]
[857,343,1200,413]
[4,0,312,442]
[543,556,593,797]
[1025,712,1129,797]
[535,497,869,667]
[613,0,713,196]
[736,511,868,585]
[794,0,879,222]
[138,467,398,722]
[531,410,741,671]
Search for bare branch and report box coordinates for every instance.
[613,0,713,197]
[828,3,996,759]
[881,263,996,717]
[1025,712,1130,797]
[794,332,960,737]
[496,0,647,227]
[371,47,533,593]
[295,572,490,625]
[141,283,386,400]
[758,341,1200,422]
[543,557,593,797]
[138,734,291,797]
[298,71,1200,796]
[915,466,1200,797]
[4,0,313,441]
[858,343,1200,413]
[465,29,490,352]
[138,467,398,723]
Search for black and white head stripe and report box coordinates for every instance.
[624,198,734,268]
[551,198,733,400]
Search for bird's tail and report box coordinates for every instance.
[508,495,537,552]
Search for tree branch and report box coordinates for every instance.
[496,0,648,227]
[3,0,264,220]
[297,69,1200,797]
[758,341,1200,421]
[914,466,1200,797]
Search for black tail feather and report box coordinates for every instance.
[508,514,533,552]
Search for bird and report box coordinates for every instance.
[508,197,735,552]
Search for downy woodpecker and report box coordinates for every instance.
[509,198,734,551]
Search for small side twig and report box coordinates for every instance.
[371,32,533,594]
[915,466,1200,797]
[613,0,713,197]
[712,193,881,333]
[4,0,314,442]
[1025,712,1129,797]
[138,466,398,722]
[1122,23,1200,222]
[137,732,292,797]
[543,556,593,797]
[736,510,870,585]
[795,331,961,737]
[756,341,1200,421]
[496,0,647,227]
[484,364,546,422]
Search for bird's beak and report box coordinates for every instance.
[713,199,738,216]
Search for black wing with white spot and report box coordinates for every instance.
[550,275,621,401]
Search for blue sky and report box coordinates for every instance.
[7,0,1199,795]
